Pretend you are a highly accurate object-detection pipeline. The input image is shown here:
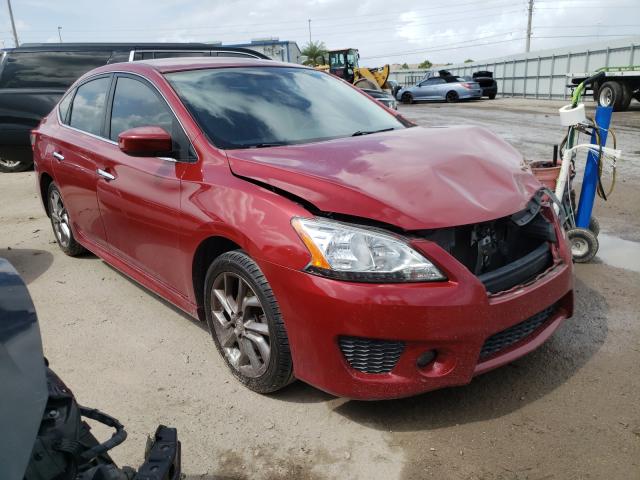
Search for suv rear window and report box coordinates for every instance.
[0,51,110,89]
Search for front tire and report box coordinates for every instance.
[204,251,294,393]
[401,92,413,104]
[47,183,86,256]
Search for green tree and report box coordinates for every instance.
[401,62,409,69]
[417,59,432,69]
[301,41,328,66]
[464,58,474,63]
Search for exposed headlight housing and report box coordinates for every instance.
[291,217,446,283]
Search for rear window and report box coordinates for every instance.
[58,92,73,124]
[0,51,110,89]
[69,77,111,136]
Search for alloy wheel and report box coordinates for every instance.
[49,189,71,248]
[210,272,271,378]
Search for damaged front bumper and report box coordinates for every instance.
[258,196,574,400]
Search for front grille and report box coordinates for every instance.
[339,336,405,374]
[479,304,556,360]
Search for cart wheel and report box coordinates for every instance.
[568,228,599,263]
[588,217,600,237]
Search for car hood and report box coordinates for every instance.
[226,126,540,230]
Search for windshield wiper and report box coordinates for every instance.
[351,127,396,137]
[248,142,289,148]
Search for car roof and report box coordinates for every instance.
[2,42,263,55]
[82,56,306,78]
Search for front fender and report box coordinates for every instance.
[179,164,314,292]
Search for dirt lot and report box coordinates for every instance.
[1,98,639,479]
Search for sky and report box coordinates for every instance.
[1,0,639,66]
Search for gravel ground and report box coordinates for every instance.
[1,98,639,479]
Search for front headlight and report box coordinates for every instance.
[291,217,446,283]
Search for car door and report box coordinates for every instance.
[425,78,447,99]
[51,75,112,249]
[94,74,195,292]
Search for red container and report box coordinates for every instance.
[530,160,562,191]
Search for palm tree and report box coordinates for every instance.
[301,41,328,66]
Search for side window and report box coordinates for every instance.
[58,90,74,124]
[109,77,173,141]
[69,77,111,136]
[0,51,111,89]
[109,76,193,161]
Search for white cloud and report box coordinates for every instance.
[1,0,638,67]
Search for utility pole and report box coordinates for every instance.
[525,0,534,53]
[58,26,63,43]
[308,19,311,44]
[6,0,19,47]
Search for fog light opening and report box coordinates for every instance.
[416,350,437,369]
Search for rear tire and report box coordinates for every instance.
[488,93,496,100]
[204,251,294,394]
[401,92,413,104]
[620,83,632,111]
[47,183,86,257]
[446,90,459,103]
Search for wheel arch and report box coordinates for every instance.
[39,172,55,217]
[192,235,243,321]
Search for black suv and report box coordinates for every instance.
[0,43,268,172]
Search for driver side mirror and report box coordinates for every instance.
[118,126,173,157]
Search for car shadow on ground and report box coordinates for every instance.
[99,260,210,333]
[0,248,54,284]
[329,278,608,431]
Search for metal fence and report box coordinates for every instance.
[388,36,640,100]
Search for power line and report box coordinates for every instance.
[533,34,639,38]
[533,24,640,28]
[16,2,522,36]
[535,4,640,8]
[15,8,527,44]
[361,32,524,60]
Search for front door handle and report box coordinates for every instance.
[97,168,116,181]
[52,152,64,161]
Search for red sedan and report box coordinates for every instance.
[32,58,573,400]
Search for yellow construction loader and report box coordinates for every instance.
[316,48,391,91]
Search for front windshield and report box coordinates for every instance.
[165,67,404,149]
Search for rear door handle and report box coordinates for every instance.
[52,152,64,161]
[97,168,116,181]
